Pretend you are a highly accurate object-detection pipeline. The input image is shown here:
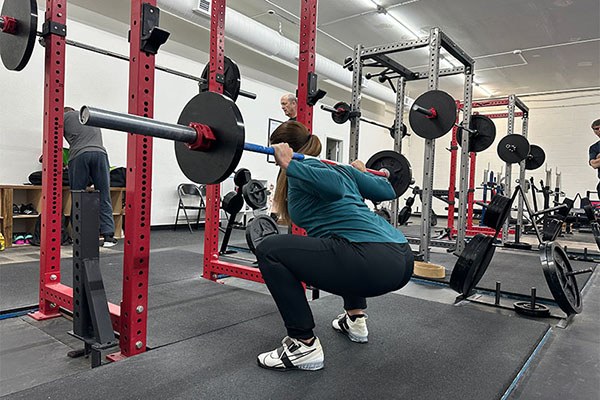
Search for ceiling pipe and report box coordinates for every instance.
[156,0,397,104]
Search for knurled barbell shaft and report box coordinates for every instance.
[81,106,198,144]
[81,106,389,178]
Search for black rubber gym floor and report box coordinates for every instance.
[1,291,550,400]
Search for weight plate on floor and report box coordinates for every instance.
[482,194,513,232]
[591,222,600,251]
[365,150,412,198]
[456,114,496,153]
[525,144,546,170]
[539,241,582,315]
[246,215,280,254]
[497,134,530,164]
[408,90,457,139]
[374,207,391,224]
[0,0,37,71]
[221,191,244,215]
[450,234,496,295]
[176,91,245,184]
[331,102,351,124]
[243,179,268,210]
[513,301,551,318]
[199,56,241,102]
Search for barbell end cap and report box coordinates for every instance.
[380,168,390,178]
[79,106,90,125]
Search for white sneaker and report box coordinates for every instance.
[102,236,118,248]
[257,336,324,371]
[332,313,368,343]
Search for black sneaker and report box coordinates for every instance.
[12,204,20,215]
[20,203,38,215]
[102,235,118,247]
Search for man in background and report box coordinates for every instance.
[588,119,600,196]
[280,93,297,121]
[63,107,117,247]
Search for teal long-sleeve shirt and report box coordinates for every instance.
[285,158,407,244]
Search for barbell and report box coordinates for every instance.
[80,91,413,197]
[320,102,408,139]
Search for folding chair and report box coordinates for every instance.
[174,184,206,233]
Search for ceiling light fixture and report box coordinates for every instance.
[474,81,493,97]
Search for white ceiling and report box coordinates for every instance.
[232,0,600,97]
[51,0,600,101]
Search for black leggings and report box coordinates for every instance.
[256,234,414,340]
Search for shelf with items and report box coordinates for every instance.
[0,185,126,248]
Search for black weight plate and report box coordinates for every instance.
[450,234,495,295]
[176,91,245,184]
[555,198,573,219]
[542,218,562,241]
[332,102,351,124]
[497,134,530,164]
[482,194,513,232]
[398,206,411,225]
[581,197,596,222]
[245,215,280,254]
[540,242,582,315]
[591,222,600,251]
[0,0,37,71]
[234,168,252,187]
[513,301,551,318]
[525,144,546,170]
[374,208,391,224]
[365,150,412,198]
[242,179,268,210]
[408,90,457,139]
[200,56,241,102]
[456,114,496,153]
[222,191,244,215]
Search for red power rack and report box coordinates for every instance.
[202,0,317,281]
[446,98,525,238]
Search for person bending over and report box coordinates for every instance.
[63,107,117,247]
[255,121,414,371]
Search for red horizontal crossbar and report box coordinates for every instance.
[38,283,121,330]
[208,260,265,283]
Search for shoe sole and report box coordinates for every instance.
[257,358,324,371]
[332,325,368,343]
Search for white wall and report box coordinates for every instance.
[0,5,397,225]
